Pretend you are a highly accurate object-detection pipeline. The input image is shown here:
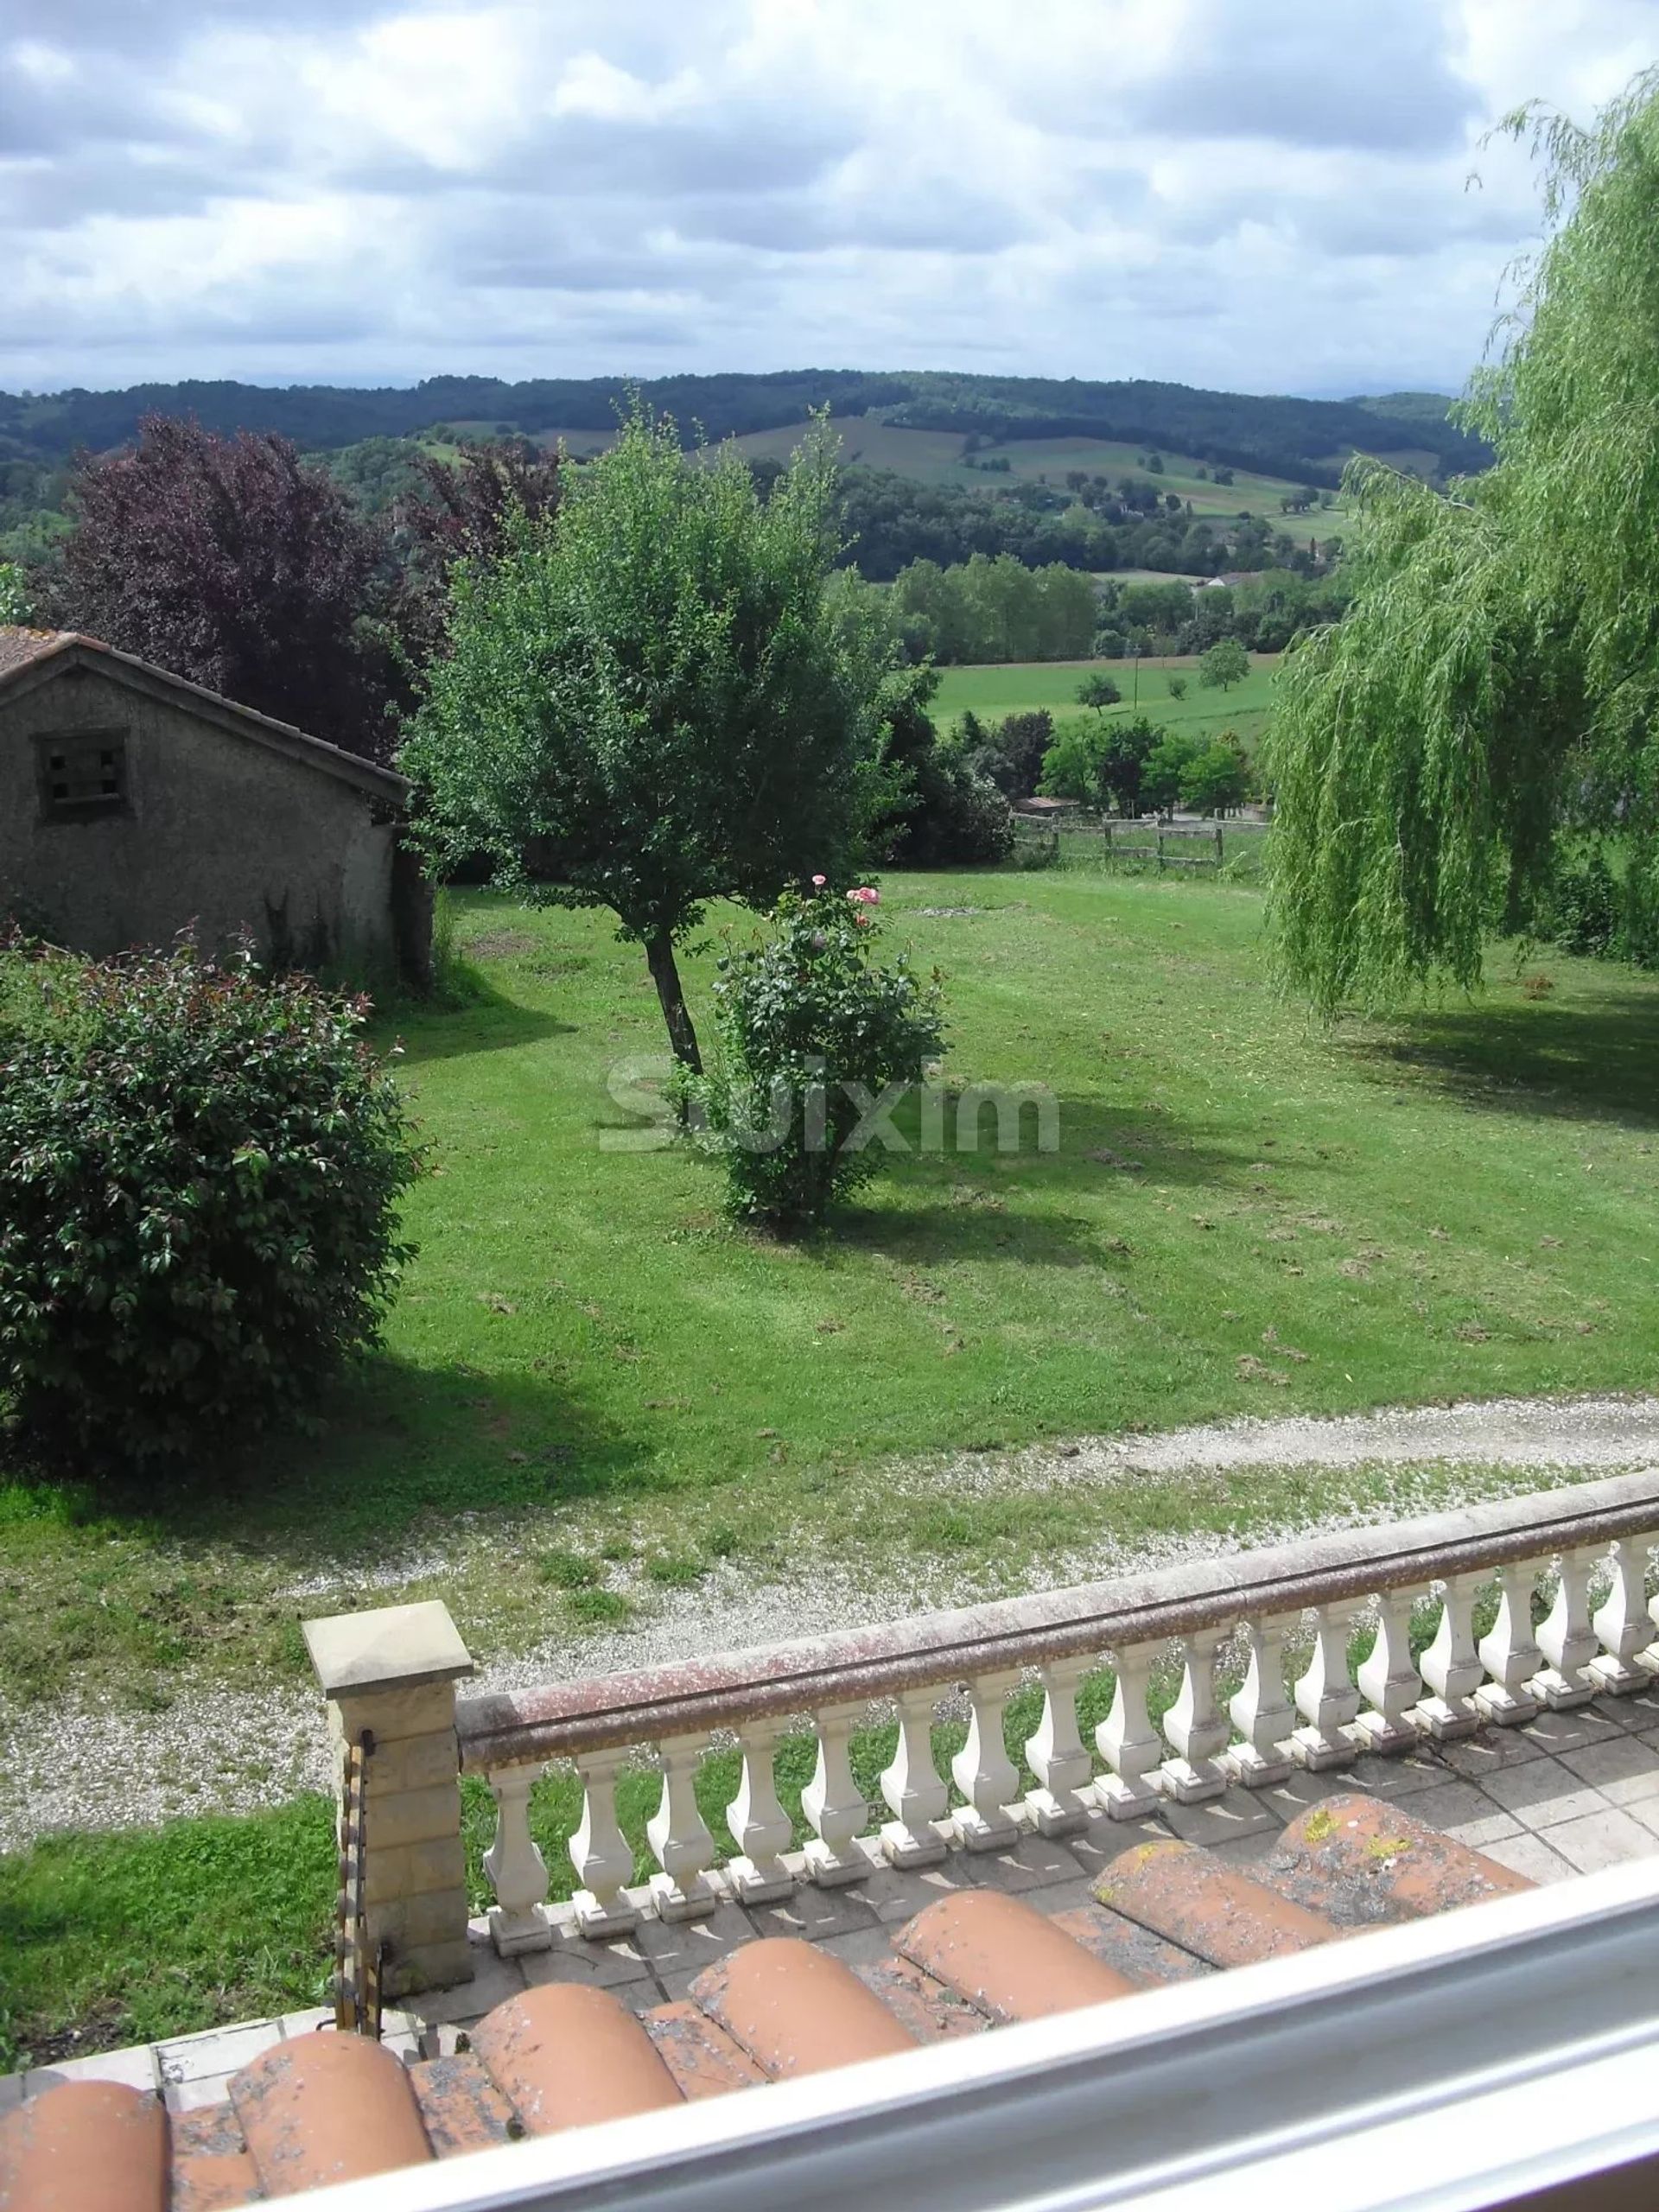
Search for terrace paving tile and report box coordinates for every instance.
[1434,1732,1548,1781]
[1537,1808,1658,1875]
[1516,1707,1625,1758]
[1155,1791,1285,1848]
[750,1885,884,1944]
[1478,1758,1607,1830]
[1388,1780,1501,1836]
[1478,1830,1577,1883]
[1559,1734,1659,1797]
[518,1930,658,1993]
[1345,1751,1449,1799]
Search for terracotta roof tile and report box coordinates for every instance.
[0,626,75,682]
[0,1794,1541,2209]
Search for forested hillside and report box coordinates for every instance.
[0,367,1485,581]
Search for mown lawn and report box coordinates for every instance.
[931,653,1281,748]
[3,869,1658,1718]
[5,868,1659,2064]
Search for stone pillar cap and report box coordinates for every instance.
[302,1599,475,1696]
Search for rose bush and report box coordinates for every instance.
[685,883,944,1230]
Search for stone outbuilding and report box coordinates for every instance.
[0,626,429,983]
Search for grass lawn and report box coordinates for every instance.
[4,868,1658,1714]
[6,868,1659,2062]
[931,654,1281,749]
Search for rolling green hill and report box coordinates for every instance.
[0,369,1484,486]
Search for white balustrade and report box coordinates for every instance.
[569,1749,641,1936]
[1290,1604,1361,1770]
[1159,1630,1230,1803]
[461,1482,1659,1950]
[1475,1562,1543,1726]
[725,1720,798,1903]
[1410,1573,1484,1739]
[1354,1590,1422,1754]
[950,1670,1022,1850]
[1023,1659,1093,1836]
[1090,1643,1163,1817]
[1589,1538,1657,1694]
[1225,1617,1295,1785]
[645,1735,718,1922]
[1531,1548,1600,1711]
[880,1690,950,1866]
[484,1764,553,1956]
[802,1703,870,1885]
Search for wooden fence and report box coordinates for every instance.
[1010,816,1259,872]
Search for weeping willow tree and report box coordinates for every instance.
[1266,67,1659,1009]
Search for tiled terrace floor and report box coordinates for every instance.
[9,1679,1659,2115]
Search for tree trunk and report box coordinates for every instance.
[645,930,702,1074]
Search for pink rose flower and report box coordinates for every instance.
[811,874,826,887]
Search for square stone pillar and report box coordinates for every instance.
[302,1599,476,1998]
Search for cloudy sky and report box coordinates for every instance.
[3,0,1655,400]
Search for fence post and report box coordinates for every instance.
[1157,832,1166,874]
[303,1600,477,1997]
[1215,822,1224,868]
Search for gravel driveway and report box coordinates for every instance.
[3,1389,1657,1852]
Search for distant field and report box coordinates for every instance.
[471,410,1355,532]
[931,653,1282,748]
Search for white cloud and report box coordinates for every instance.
[0,0,1653,395]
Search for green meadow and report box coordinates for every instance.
[931,653,1282,749]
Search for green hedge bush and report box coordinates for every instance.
[0,939,420,1469]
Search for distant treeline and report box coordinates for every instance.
[836,467,1317,582]
[887,562,1351,664]
[887,556,1100,663]
[0,365,1488,483]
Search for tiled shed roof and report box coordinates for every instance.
[0,1792,1530,2208]
[0,627,73,683]
[0,626,409,805]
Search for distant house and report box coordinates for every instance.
[0,627,429,983]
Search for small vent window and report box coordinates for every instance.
[35,730,130,822]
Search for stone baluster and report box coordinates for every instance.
[1158,1630,1230,1803]
[1354,1589,1423,1753]
[1023,1659,1092,1837]
[879,1691,950,1866]
[645,1737,718,1922]
[802,1703,871,1885]
[569,1749,641,1936]
[484,1764,554,1955]
[1530,1548,1601,1710]
[950,1670,1022,1850]
[1475,1561,1544,1726]
[1090,1643,1163,1817]
[1588,1538,1658,1694]
[1290,1604,1361,1770]
[1410,1573,1483,1739]
[1224,1616,1295,1786]
[725,1720,798,1904]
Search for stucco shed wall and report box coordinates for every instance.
[0,664,398,970]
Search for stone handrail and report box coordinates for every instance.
[307,1470,1659,1979]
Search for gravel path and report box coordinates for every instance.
[4,1389,1657,1853]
